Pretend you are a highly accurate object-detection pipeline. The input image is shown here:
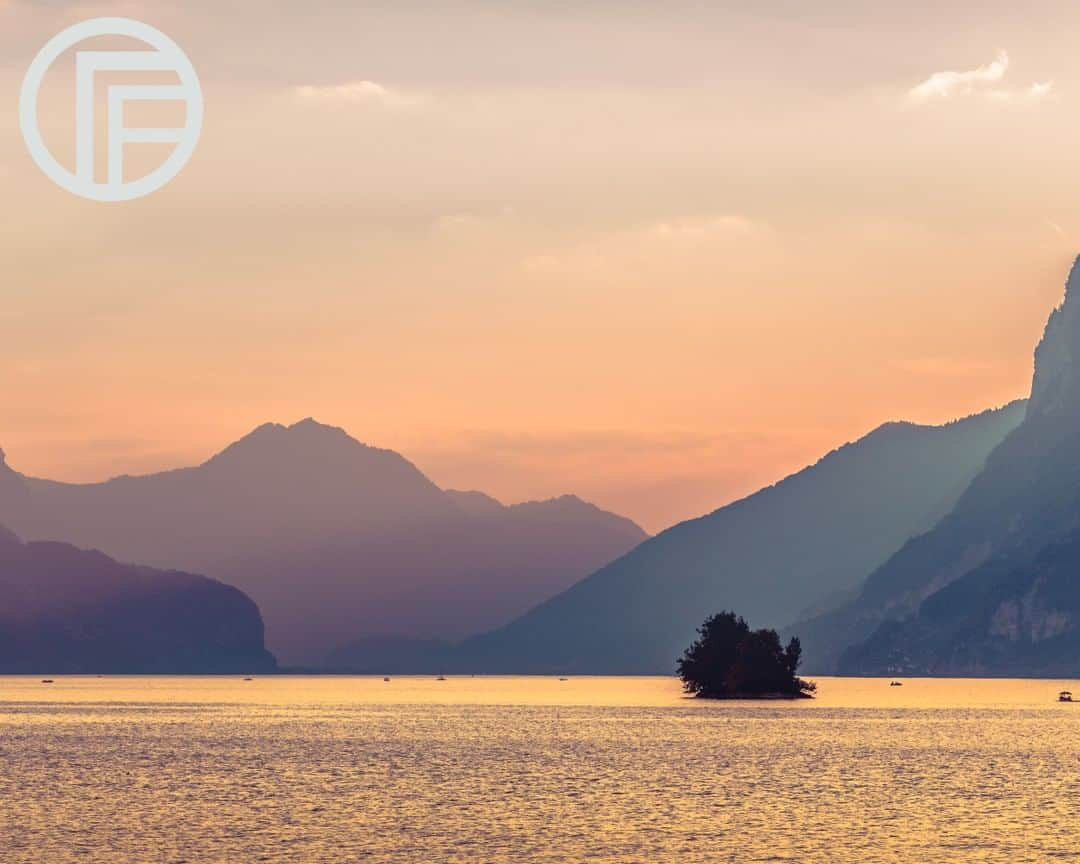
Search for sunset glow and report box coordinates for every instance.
[4,1,1078,530]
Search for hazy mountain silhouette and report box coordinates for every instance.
[812,256,1080,675]
[0,421,646,664]
[2,420,456,560]
[0,526,276,674]
[444,489,507,516]
[452,402,1025,673]
[325,635,455,673]
[840,534,1080,676]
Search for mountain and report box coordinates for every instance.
[839,535,1080,676]
[1,420,457,562]
[444,489,507,516]
[822,256,1080,676]
[0,421,646,664]
[452,401,1025,674]
[0,526,276,674]
[325,636,455,673]
[229,489,647,665]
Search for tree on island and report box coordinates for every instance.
[677,611,816,698]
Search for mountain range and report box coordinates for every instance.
[459,259,1080,678]
[0,525,275,674]
[398,402,1023,674]
[0,421,646,664]
[799,256,1080,676]
[9,258,1080,678]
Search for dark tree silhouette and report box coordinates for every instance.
[677,612,815,698]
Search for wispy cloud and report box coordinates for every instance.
[433,207,517,235]
[1044,218,1067,237]
[907,51,1010,103]
[986,80,1055,103]
[907,51,1054,106]
[523,215,774,278]
[648,215,765,240]
[293,80,424,108]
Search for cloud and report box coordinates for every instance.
[906,51,1054,106]
[523,215,774,279]
[907,50,1010,102]
[648,215,766,240]
[292,80,423,108]
[433,207,516,234]
[986,80,1055,103]
[1045,218,1065,236]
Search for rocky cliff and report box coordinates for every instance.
[810,256,1080,675]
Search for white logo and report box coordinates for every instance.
[20,18,203,202]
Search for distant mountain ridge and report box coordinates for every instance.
[3,420,457,561]
[0,526,276,674]
[0,421,647,664]
[816,256,1080,676]
[447,401,1026,674]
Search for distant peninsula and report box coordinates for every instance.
[677,612,815,699]
[0,525,277,674]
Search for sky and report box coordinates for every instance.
[1,0,1079,532]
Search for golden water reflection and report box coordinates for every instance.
[1,676,1077,862]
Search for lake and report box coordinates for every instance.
[1,676,1077,862]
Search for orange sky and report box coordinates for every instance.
[2,0,1079,531]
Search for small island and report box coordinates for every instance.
[677,611,816,699]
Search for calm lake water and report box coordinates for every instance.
[1,675,1078,863]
